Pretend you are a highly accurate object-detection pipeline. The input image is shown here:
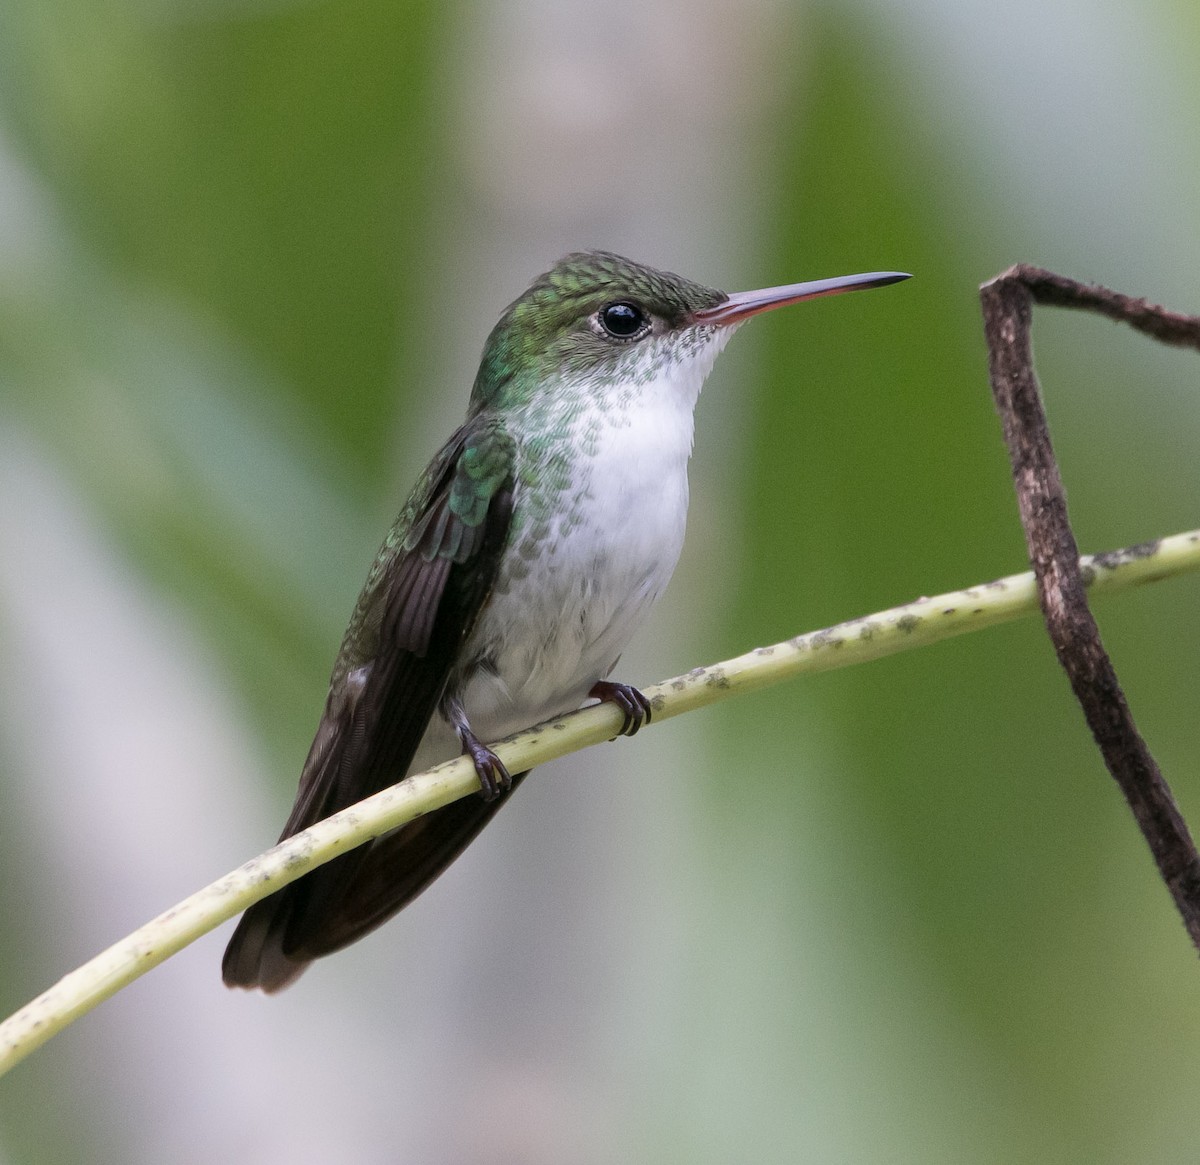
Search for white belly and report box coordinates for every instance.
[408,397,694,773]
[404,318,735,774]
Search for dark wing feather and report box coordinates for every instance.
[222,418,516,991]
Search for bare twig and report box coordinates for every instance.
[997,265,1200,351]
[980,265,1200,951]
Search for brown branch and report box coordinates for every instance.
[980,265,1200,952]
[998,264,1200,351]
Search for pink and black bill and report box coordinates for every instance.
[690,271,911,327]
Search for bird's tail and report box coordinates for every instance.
[221,772,529,992]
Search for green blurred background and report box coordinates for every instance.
[1,0,1199,1161]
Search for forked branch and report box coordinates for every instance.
[980,265,1200,949]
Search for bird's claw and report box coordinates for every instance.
[447,694,512,801]
[464,736,511,801]
[589,680,653,737]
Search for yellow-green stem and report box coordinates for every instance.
[0,528,1196,1076]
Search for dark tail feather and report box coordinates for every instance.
[220,891,304,994]
[221,773,528,992]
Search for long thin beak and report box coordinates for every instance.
[690,270,911,327]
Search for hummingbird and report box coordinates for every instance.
[222,251,909,991]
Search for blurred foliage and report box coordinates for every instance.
[704,7,1200,1160]
[3,0,444,472]
[1,0,450,769]
[1,0,1200,1162]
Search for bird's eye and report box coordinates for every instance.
[598,301,648,340]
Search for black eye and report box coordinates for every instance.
[599,301,647,339]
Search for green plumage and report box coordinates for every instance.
[471,251,723,408]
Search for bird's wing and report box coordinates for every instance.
[222,417,517,990]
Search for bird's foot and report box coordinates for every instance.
[589,680,653,737]
[460,727,511,802]
[446,695,512,801]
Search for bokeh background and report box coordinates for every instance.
[1,0,1199,1161]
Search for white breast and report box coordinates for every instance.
[470,405,689,733]
[406,326,734,772]
[472,333,734,738]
